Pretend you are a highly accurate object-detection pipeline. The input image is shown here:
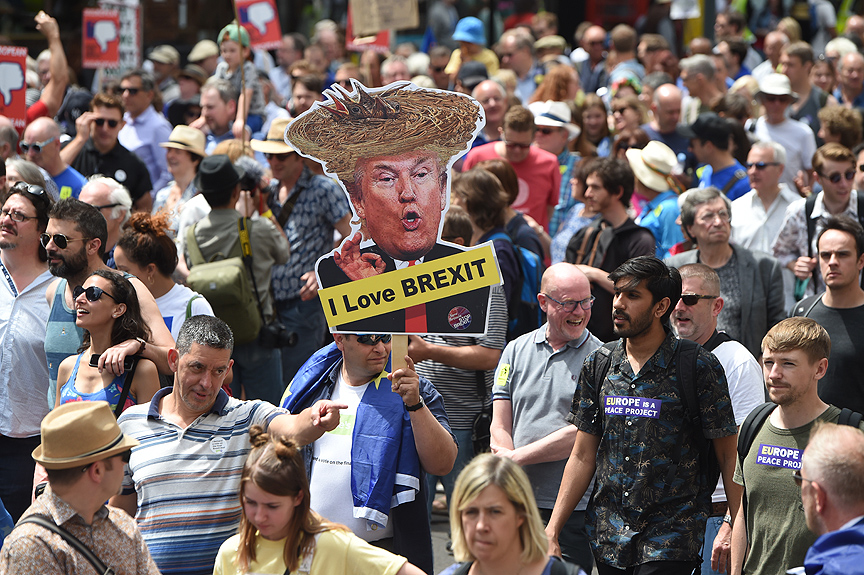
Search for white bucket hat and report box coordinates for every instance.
[528,100,581,141]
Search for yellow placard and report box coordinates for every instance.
[319,244,501,327]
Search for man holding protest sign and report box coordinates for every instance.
[286,80,496,336]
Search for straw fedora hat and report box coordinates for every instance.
[33,402,139,470]
[250,118,295,155]
[626,141,678,193]
[160,125,207,158]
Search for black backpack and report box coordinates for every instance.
[593,338,722,492]
[736,402,863,521]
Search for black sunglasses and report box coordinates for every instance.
[119,449,132,463]
[73,285,118,303]
[431,65,447,73]
[94,118,120,128]
[680,293,718,306]
[537,127,561,135]
[11,181,49,206]
[265,152,295,160]
[859,164,864,173]
[94,203,122,211]
[821,170,855,184]
[503,139,531,150]
[355,334,392,345]
[120,86,141,95]
[40,233,91,249]
[746,162,780,170]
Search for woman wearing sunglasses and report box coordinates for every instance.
[54,269,160,411]
[152,125,207,239]
[213,426,424,575]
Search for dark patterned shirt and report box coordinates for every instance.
[568,331,736,568]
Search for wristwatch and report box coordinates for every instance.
[406,397,425,412]
[135,337,146,355]
[722,514,732,525]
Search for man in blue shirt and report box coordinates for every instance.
[679,112,751,201]
[22,118,86,200]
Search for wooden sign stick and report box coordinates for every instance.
[391,334,409,373]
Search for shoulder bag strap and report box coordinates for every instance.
[185,223,205,267]
[17,515,114,575]
[238,218,268,323]
[276,185,303,229]
[185,294,203,320]
[113,356,140,419]
[721,169,746,196]
[839,407,864,428]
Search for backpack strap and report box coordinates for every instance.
[721,169,747,196]
[185,294,203,320]
[804,193,819,259]
[792,293,823,318]
[703,330,734,352]
[838,407,864,428]
[451,561,472,575]
[549,556,582,575]
[736,401,776,531]
[16,515,114,575]
[113,356,139,419]
[185,223,205,267]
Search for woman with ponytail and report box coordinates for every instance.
[114,211,214,341]
[213,426,425,575]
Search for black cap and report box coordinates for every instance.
[457,61,489,92]
[677,112,732,148]
[194,155,244,195]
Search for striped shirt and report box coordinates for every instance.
[118,387,284,575]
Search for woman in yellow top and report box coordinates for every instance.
[213,426,425,575]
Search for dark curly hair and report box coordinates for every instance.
[117,211,179,277]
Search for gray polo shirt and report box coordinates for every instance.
[493,324,601,509]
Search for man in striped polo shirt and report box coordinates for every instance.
[110,315,345,575]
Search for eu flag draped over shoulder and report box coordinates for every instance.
[281,342,421,528]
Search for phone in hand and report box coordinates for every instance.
[89,354,136,370]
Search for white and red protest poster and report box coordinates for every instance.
[0,46,27,129]
[83,9,121,69]
[346,4,391,54]
[236,0,282,50]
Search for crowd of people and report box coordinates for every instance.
[2,3,864,575]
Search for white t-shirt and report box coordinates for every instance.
[710,338,766,503]
[155,283,215,341]
[753,118,817,194]
[308,373,394,541]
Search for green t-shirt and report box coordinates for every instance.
[733,405,863,575]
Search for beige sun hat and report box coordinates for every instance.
[160,125,207,158]
[32,402,139,470]
[250,118,296,155]
[626,140,678,192]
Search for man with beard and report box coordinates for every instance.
[0,183,55,520]
[545,256,740,575]
[42,198,175,408]
[730,318,864,575]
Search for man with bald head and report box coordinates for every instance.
[0,116,18,161]
[688,37,713,56]
[846,15,864,45]
[835,51,864,109]
[751,31,789,81]
[800,422,864,574]
[579,25,608,94]
[472,80,507,144]
[491,263,602,570]
[642,84,690,157]
[22,118,86,199]
[78,176,132,266]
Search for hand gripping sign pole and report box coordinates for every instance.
[284,80,503,372]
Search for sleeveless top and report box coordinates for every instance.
[44,278,85,406]
[59,353,137,413]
